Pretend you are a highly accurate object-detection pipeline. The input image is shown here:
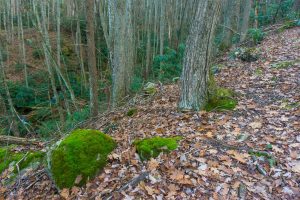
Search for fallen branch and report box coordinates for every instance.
[105,171,149,200]
[0,135,41,145]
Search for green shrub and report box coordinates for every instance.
[50,129,116,188]
[247,28,265,45]
[152,44,185,82]
[32,49,44,59]
[130,76,144,93]
[134,136,181,160]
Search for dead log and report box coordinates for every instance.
[0,135,41,145]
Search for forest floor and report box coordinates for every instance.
[1,27,299,200]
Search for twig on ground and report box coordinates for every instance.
[105,171,150,200]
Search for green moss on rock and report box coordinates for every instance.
[50,129,116,189]
[134,136,181,160]
[0,146,44,174]
[205,87,237,112]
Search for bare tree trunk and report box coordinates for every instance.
[254,0,259,28]
[17,0,28,88]
[178,0,222,111]
[159,0,165,56]
[103,0,134,108]
[33,0,65,123]
[240,0,252,42]
[86,0,99,116]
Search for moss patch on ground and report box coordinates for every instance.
[271,60,297,69]
[0,146,44,174]
[205,87,237,112]
[50,129,116,189]
[134,136,182,161]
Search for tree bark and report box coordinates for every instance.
[178,0,222,111]
[240,0,252,42]
[86,0,99,117]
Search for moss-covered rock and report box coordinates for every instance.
[205,87,237,112]
[134,136,181,160]
[143,82,157,95]
[50,129,116,189]
[0,146,45,174]
[239,48,259,62]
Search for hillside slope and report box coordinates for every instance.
[1,27,299,199]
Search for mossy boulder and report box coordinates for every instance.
[50,129,116,189]
[205,87,237,112]
[239,48,259,62]
[143,82,157,95]
[134,136,181,161]
[0,146,45,174]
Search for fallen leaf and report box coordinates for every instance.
[227,150,250,164]
[170,170,184,181]
[249,122,262,129]
[148,158,159,171]
[60,188,69,199]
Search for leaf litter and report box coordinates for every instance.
[1,28,300,200]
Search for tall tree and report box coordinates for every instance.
[86,0,99,116]
[178,0,222,111]
[240,0,252,42]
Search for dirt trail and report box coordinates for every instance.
[3,28,300,200]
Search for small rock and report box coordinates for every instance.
[180,154,187,162]
[296,135,300,142]
[198,163,207,171]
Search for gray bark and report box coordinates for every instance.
[86,0,99,117]
[178,0,222,111]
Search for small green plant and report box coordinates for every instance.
[134,136,182,160]
[50,129,116,188]
[254,68,263,76]
[247,28,265,45]
[32,49,44,59]
[127,108,138,117]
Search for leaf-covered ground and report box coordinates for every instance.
[1,27,299,200]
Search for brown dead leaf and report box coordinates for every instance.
[168,184,179,192]
[170,170,184,181]
[144,185,154,195]
[227,150,250,164]
[148,158,159,171]
[205,131,214,138]
[249,122,262,129]
[60,188,70,199]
